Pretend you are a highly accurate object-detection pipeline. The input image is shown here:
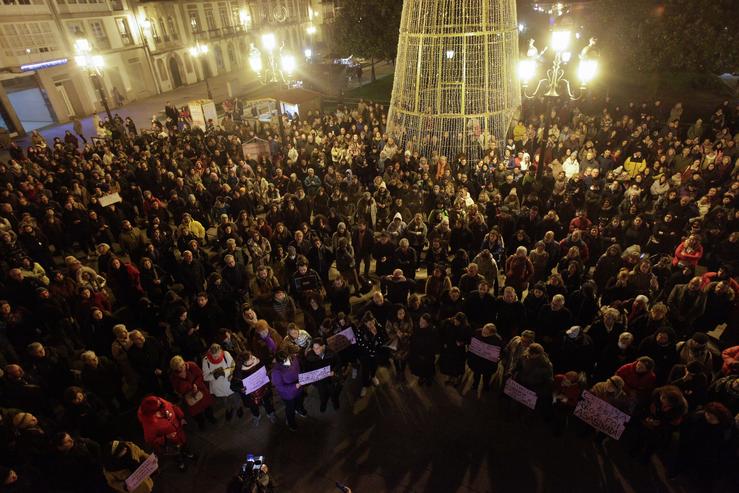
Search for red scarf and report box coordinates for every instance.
[206,351,225,365]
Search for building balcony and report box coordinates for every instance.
[0,2,51,16]
[192,25,249,42]
[55,3,113,15]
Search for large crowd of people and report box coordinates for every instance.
[0,91,737,492]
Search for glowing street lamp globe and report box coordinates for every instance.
[262,33,277,52]
[551,30,571,53]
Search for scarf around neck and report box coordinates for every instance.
[207,351,225,365]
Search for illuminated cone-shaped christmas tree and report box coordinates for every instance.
[387,0,520,160]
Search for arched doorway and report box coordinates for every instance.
[168,56,183,87]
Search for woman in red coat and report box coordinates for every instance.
[137,395,195,471]
[672,234,703,268]
[169,355,216,430]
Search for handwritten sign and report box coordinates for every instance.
[469,338,501,362]
[298,365,332,385]
[98,192,122,207]
[504,379,538,410]
[327,327,356,352]
[242,366,270,395]
[125,453,158,492]
[574,391,631,440]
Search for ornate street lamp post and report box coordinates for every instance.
[249,32,298,145]
[518,31,599,177]
[189,43,214,100]
[74,38,113,121]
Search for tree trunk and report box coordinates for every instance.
[371,56,376,82]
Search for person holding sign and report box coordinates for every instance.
[512,343,553,415]
[103,440,155,493]
[467,323,503,393]
[305,337,342,412]
[231,351,277,427]
[271,351,308,431]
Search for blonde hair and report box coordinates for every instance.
[80,350,97,362]
[169,355,185,371]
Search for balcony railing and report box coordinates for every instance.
[193,25,248,41]
[55,3,112,15]
[0,2,50,15]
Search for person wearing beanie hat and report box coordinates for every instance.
[675,331,713,371]
[137,396,194,471]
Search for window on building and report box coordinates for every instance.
[66,21,85,37]
[1,21,57,57]
[227,43,237,67]
[167,17,178,41]
[87,19,110,49]
[115,17,132,46]
[158,18,168,42]
[214,45,224,70]
[149,18,160,42]
[219,6,230,31]
[205,9,216,31]
[156,58,168,82]
[189,10,200,33]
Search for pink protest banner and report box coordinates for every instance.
[298,365,332,385]
[242,366,270,394]
[327,327,356,352]
[125,453,158,492]
[504,378,538,410]
[469,338,501,362]
[574,391,631,440]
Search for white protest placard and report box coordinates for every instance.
[574,391,631,440]
[98,192,122,207]
[469,338,501,362]
[298,365,332,385]
[242,366,270,395]
[125,453,158,492]
[327,327,356,352]
[504,378,538,410]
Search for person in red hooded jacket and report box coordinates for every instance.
[137,395,195,471]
